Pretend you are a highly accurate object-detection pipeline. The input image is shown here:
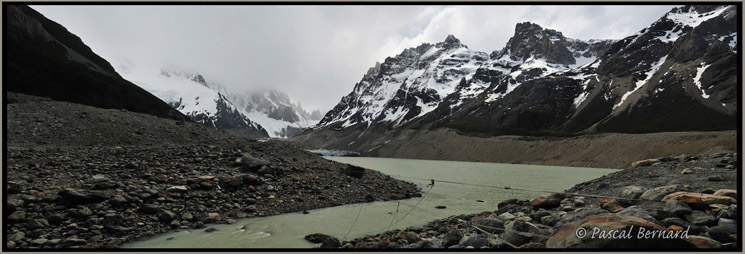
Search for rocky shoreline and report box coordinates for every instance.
[308,153,739,249]
[5,94,421,249]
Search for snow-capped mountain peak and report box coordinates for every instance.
[317,24,615,129]
[112,62,322,138]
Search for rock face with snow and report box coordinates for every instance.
[116,65,269,139]
[222,89,323,137]
[116,63,321,138]
[299,4,737,148]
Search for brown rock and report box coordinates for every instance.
[712,189,736,199]
[601,199,624,213]
[498,198,518,208]
[631,159,658,168]
[546,214,696,248]
[662,192,737,209]
[153,174,168,183]
[680,168,694,174]
[708,204,729,213]
[667,225,684,231]
[530,193,565,209]
[205,212,221,223]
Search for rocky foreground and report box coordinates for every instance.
[308,153,739,249]
[5,93,420,249]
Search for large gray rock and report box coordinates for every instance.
[619,186,647,206]
[639,185,684,201]
[685,211,717,226]
[443,230,464,246]
[58,188,111,206]
[240,157,270,172]
[664,200,692,215]
[460,235,489,249]
[707,225,736,243]
[305,233,334,244]
[503,220,534,246]
[8,211,26,222]
[157,210,176,223]
[473,218,504,233]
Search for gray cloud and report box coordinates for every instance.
[32,5,674,112]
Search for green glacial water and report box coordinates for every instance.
[123,157,618,248]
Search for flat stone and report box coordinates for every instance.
[640,185,685,201]
[166,186,188,193]
[662,192,737,208]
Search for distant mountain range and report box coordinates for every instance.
[7,5,322,140]
[114,62,323,138]
[295,5,737,150]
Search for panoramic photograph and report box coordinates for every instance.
[3,3,740,251]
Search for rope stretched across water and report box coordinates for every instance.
[362,182,436,235]
[391,175,667,204]
[343,203,365,240]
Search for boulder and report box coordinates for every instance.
[558,208,608,224]
[218,175,243,190]
[404,232,420,243]
[240,157,270,172]
[530,193,565,209]
[241,174,262,186]
[205,212,221,223]
[305,233,335,244]
[443,230,464,246]
[498,212,517,221]
[503,220,537,246]
[680,168,694,174]
[639,185,686,201]
[661,217,701,235]
[8,211,26,223]
[60,238,87,248]
[8,232,25,241]
[157,210,176,223]
[712,189,736,198]
[546,214,696,248]
[616,206,658,224]
[631,159,659,167]
[58,188,111,206]
[717,204,737,219]
[26,218,49,229]
[662,192,737,208]
[166,186,188,193]
[108,195,128,207]
[707,225,736,243]
[707,175,726,182]
[664,200,692,215]
[473,218,504,233]
[619,186,647,206]
[498,199,518,208]
[684,211,717,226]
[600,199,624,213]
[460,235,489,249]
[320,237,341,248]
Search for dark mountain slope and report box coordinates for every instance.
[5,5,187,121]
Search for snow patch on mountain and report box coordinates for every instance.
[614,55,668,109]
[693,62,713,99]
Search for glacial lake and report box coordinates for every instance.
[123,157,618,248]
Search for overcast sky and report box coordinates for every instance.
[32,5,674,112]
